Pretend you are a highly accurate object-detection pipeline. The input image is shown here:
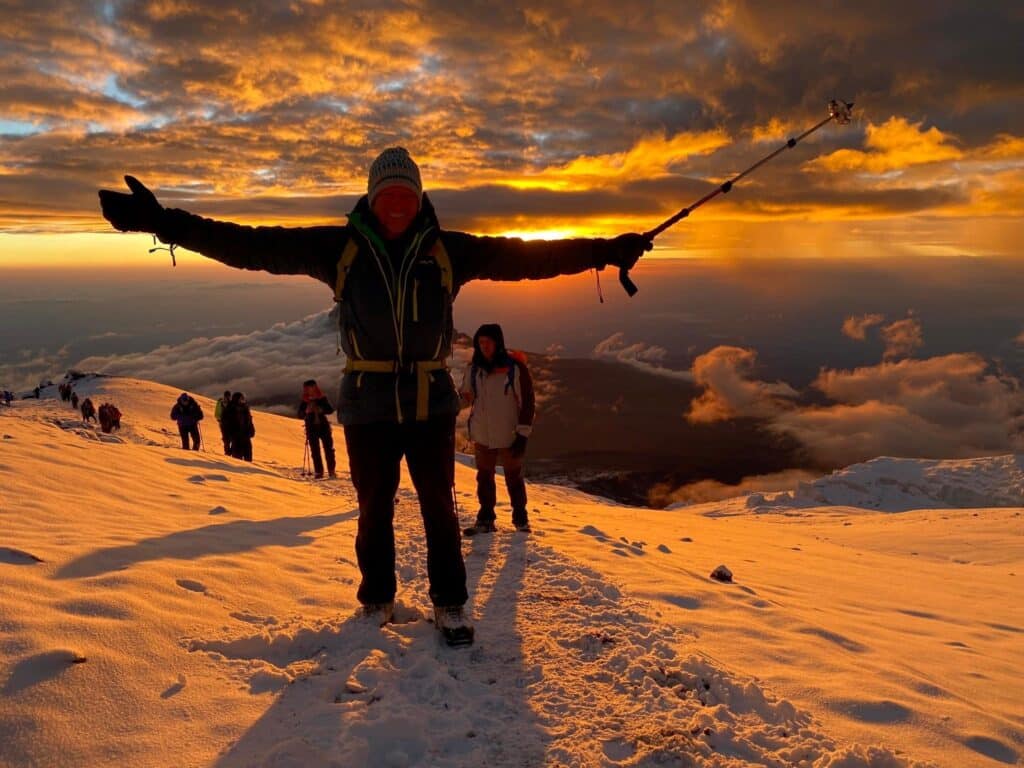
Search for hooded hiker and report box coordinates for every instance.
[98,403,121,434]
[99,147,650,645]
[80,397,96,423]
[171,392,204,450]
[214,390,232,454]
[460,324,535,535]
[224,391,254,462]
[298,379,337,479]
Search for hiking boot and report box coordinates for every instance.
[356,601,394,626]
[328,470,337,479]
[314,472,324,479]
[433,605,474,646]
[462,521,497,537]
[514,522,532,533]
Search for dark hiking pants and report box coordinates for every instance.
[218,421,231,454]
[306,424,336,477]
[474,444,528,527]
[344,415,467,608]
[179,424,200,450]
[230,436,252,462]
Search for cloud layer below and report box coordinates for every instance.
[686,339,1024,467]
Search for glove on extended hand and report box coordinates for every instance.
[98,175,164,233]
[605,233,653,270]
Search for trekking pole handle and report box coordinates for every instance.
[619,267,638,297]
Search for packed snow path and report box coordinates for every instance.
[202,502,911,768]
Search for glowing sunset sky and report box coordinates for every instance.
[1,1,1023,263]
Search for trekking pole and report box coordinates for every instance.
[450,437,461,518]
[198,424,204,452]
[302,436,310,476]
[619,99,854,296]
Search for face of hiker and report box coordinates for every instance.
[478,336,497,361]
[371,186,420,239]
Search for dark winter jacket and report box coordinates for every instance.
[155,194,621,425]
[298,395,335,434]
[223,401,255,440]
[170,396,204,427]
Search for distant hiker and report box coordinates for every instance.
[33,386,41,399]
[80,397,96,423]
[225,392,254,462]
[70,392,80,411]
[298,379,336,479]
[59,383,70,402]
[98,403,121,434]
[0,390,13,407]
[214,390,232,454]
[99,148,650,646]
[460,324,535,535]
[170,392,204,450]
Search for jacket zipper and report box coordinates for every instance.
[353,223,435,424]
[355,229,405,422]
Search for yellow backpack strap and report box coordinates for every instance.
[429,237,453,294]
[334,238,361,302]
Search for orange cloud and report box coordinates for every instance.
[501,130,731,191]
[750,117,801,143]
[880,317,923,360]
[808,117,963,174]
[687,346,798,423]
[841,313,884,341]
[980,134,1024,160]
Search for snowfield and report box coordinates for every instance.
[1,376,1021,767]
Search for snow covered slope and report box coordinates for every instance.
[779,456,1024,512]
[1,376,1021,767]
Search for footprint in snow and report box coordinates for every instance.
[187,474,229,484]
[230,612,278,626]
[2,649,87,695]
[161,675,187,699]
[0,546,44,565]
[602,738,636,762]
[208,506,229,515]
[176,579,207,593]
[964,735,1019,765]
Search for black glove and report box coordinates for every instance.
[510,433,528,458]
[604,233,653,270]
[98,175,164,233]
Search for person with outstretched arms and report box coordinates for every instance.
[99,147,650,646]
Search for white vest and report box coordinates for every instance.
[463,366,526,449]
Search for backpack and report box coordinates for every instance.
[470,350,527,400]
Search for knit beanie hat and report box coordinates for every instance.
[367,147,422,206]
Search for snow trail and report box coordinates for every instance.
[196,505,924,767]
